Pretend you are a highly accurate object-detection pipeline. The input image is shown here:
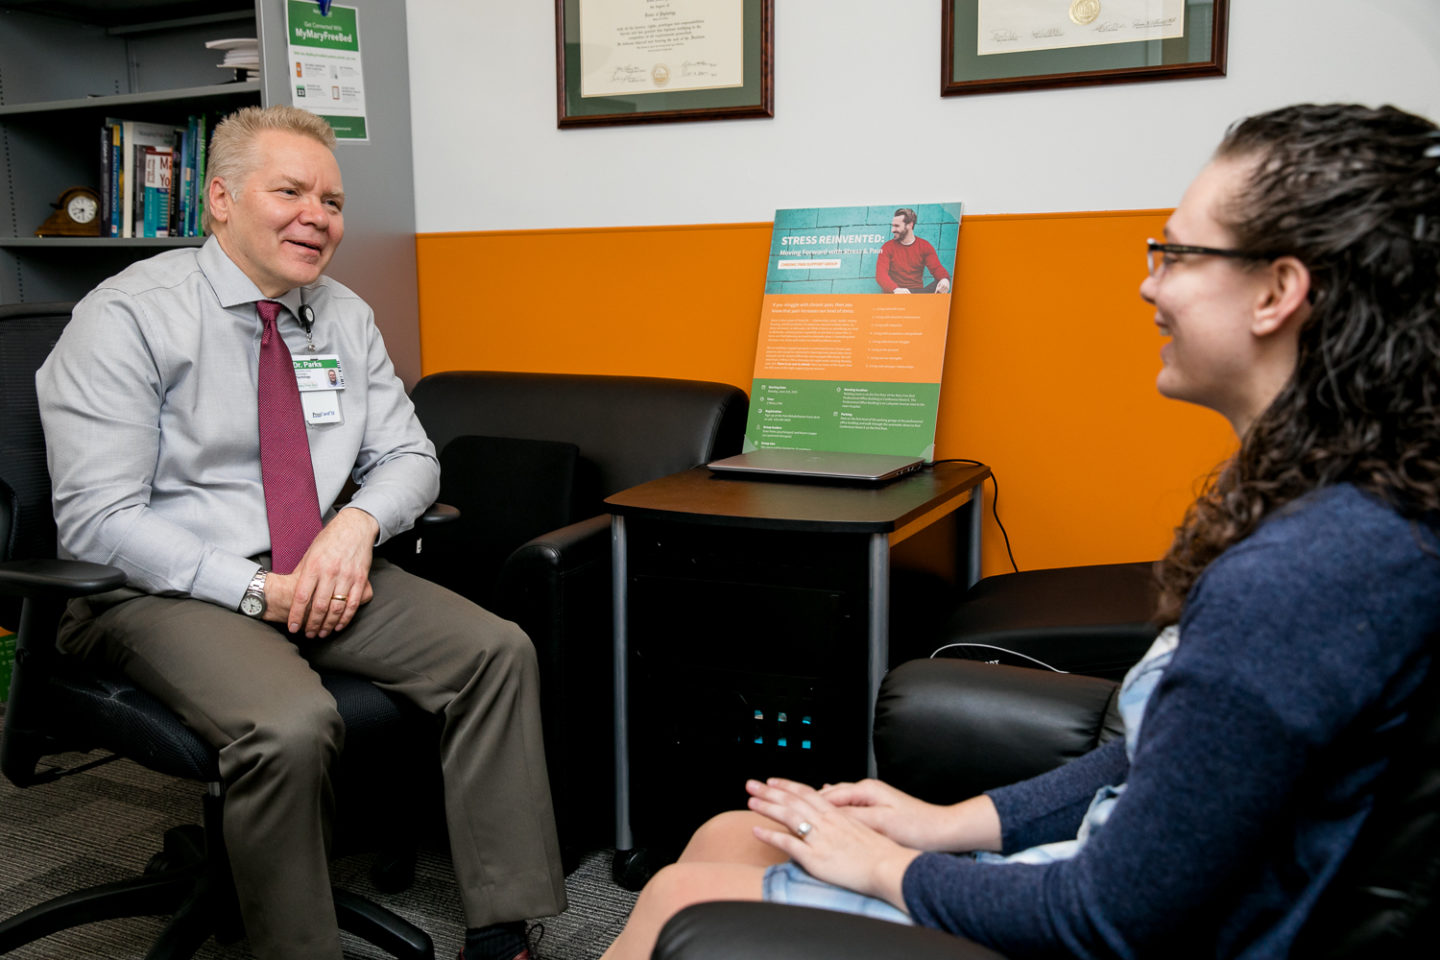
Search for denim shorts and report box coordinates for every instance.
[761,861,915,926]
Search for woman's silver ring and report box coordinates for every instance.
[795,820,813,840]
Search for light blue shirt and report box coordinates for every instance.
[975,624,1179,866]
[36,237,439,609]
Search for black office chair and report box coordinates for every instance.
[0,302,437,959]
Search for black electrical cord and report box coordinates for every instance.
[931,458,1019,573]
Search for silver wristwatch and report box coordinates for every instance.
[239,569,269,618]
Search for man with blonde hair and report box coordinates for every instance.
[37,105,565,960]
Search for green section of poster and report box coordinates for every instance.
[318,115,367,140]
[743,379,943,459]
[288,1,360,51]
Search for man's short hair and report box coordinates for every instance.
[893,208,918,226]
[203,106,338,233]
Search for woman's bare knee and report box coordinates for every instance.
[602,862,766,960]
[680,809,787,866]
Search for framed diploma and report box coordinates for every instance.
[556,0,774,127]
[942,0,1228,96]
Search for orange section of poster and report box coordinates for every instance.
[752,294,950,384]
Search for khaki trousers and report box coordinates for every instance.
[57,558,567,960]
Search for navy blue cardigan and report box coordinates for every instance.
[902,485,1440,958]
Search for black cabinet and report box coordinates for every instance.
[607,463,990,878]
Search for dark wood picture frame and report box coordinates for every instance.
[556,0,774,128]
[942,0,1228,97]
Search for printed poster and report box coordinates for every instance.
[746,203,963,460]
[287,1,369,141]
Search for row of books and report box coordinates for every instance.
[98,115,210,238]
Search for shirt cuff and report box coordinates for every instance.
[340,491,408,544]
[193,552,265,611]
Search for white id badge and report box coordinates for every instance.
[293,355,344,425]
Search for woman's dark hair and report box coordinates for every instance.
[1155,103,1440,623]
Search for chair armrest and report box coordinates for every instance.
[416,502,459,526]
[0,557,128,786]
[495,513,613,654]
[875,659,1122,803]
[375,502,458,566]
[502,513,612,575]
[653,902,1008,960]
[0,558,127,600]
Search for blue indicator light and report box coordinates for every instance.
[753,710,764,720]
[777,712,788,723]
[801,716,812,725]
[801,740,812,750]
[777,738,788,747]
[753,736,764,745]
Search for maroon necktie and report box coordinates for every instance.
[257,300,323,574]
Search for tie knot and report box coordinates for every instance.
[256,300,283,325]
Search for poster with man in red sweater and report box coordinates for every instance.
[748,201,961,459]
[876,207,952,294]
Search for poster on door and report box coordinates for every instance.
[287,1,370,141]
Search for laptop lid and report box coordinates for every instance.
[707,449,925,483]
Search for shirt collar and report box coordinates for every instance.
[198,235,306,316]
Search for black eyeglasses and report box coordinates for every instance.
[1146,239,1280,277]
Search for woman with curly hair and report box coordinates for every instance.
[600,103,1440,959]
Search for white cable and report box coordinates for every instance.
[928,642,1069,673]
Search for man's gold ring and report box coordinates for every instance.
[331,594,348,602]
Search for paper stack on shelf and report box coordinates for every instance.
[206,38,259,81]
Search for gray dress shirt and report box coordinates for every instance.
[36,237,440,610]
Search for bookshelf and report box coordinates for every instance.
[0,0,422,385]
[0,2,258,300]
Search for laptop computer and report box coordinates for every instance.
[707,449,926,483]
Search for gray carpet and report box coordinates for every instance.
[0,731,638,959]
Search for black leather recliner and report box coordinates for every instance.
[653,655,1440,959]
[406,370,749,864]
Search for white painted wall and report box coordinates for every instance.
[406,1,1440,231]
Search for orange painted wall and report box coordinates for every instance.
[414,213,1237,577]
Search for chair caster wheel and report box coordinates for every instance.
[612,847,657,891]
[145,825,206,875]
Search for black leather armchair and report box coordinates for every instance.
[653,656,1440,959]
[932,562,1159,682]
[0,302,438,958]
[406,371,749,864]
